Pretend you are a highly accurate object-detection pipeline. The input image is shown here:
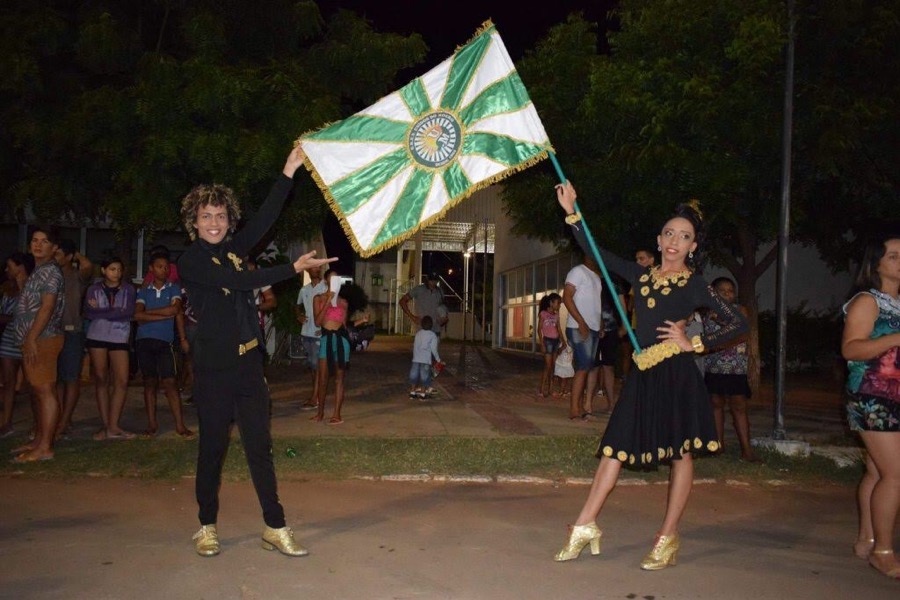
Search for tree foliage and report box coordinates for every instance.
[0,0,427,248]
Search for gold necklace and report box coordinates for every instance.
[638,266,692,308]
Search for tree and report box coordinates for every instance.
[0,0,427,256]
[790,0,900,269]
[504,1,900,387]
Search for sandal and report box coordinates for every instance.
[328,417,344,425]
[175,429,196,441]
[140,429,158,440]
[11,451,53,464]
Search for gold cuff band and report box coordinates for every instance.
[564,212,581,225]
[239,338,259,355]
[632,341,682,371]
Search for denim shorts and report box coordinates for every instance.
[301,335,320,370]
[409,361,432,388]
[566,327,600,371]
[542,337,560,356]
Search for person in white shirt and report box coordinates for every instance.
[563,254,604,421]
[295,267,327,409]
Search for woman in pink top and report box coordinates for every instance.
[538,293,566,397]
[312,269,350,424]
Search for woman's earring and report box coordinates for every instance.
[657,245,661,252]
[688,251,694,259]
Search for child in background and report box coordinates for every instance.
[134,253,194,440]
[538,293,565,397]
[410,315,441,400]
[553,345,574,398]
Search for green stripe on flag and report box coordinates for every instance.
[442,162,472,199]
[462,132,546,166]
[440,29,493,111]
[306,116,408,143]
[371,169,435,248]
[400,79,432,119]
[329,148,410,213]
[459,73,530,126]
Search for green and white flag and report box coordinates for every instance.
[300,21,552,257]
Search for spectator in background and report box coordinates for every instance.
[596,284,626,412]
[703,277,756,462]
[54,239,93,438]
[0,251,35,438]
[84,258,136,441]
[563,253,603,421]
[295,267,327,409]
[399,272,447,337]
[409,315,441,400]
[537,292,565,398]
[134,252,193,439]
[10,226,65,463]
[176,285,197,404]
[142,245,179,285]
[311,268,350,425]
[246,256,277,348]
[621,248,657,380]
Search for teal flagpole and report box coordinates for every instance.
[548,151,641,354]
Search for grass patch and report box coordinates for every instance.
[0,435,863,486]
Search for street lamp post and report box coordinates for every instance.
[463,251,471,341]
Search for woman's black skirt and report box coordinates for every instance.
[597,353,719,469]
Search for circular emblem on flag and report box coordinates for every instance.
[408,111,462,168]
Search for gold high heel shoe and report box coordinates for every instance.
[261,525,309,557]
[869,549,900,579]
[640,533,680,570]
[554,523,602,562]
[854,538,874,560]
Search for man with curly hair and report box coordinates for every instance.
[178,145,334,558]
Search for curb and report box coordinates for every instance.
[352,474,794,487]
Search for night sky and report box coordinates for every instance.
[317,1,615,269]
[319,0,614,61]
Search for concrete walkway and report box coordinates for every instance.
[8,336,852,447]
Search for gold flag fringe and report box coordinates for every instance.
[302,148,553,258]
[455,20,495,54]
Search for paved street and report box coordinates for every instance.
[1,337,896,599]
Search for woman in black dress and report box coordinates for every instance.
[553,182,748,570]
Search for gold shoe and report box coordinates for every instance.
[554,523,602,562]
[869,549,900,579]
[640,533,679,570]
[261,526,309,557]
[192,524,220,557]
